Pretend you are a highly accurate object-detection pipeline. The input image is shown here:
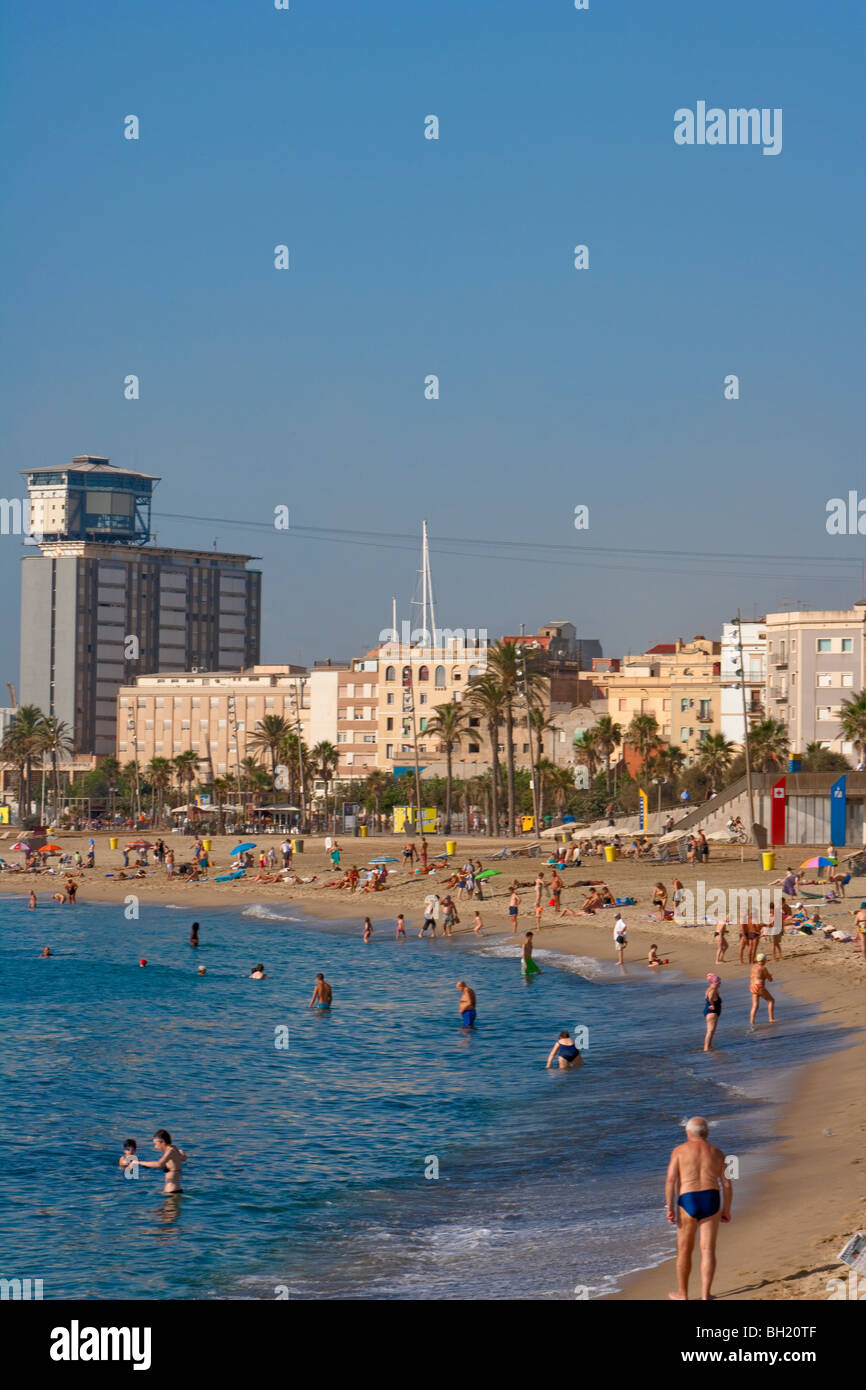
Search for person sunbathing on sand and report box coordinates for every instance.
[581,889,605,912]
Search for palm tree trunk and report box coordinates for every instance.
[445,746,453,833]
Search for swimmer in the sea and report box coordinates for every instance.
[363,917,373,943]
[28,890,36,910]
[703,974,722,1051]
[39,945,52,957]
[309,973,332,1009]
[136,1129,187,1194]
[197,965,206,975]
[521,931,541,976]
[249,963,267,979]
[545,1030,583,1070]
[190,921,199,948]
[395,914,406,939]
[118,1138,137,1170]
[456,980,477,1027]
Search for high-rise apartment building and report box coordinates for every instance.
[20,457,261,755]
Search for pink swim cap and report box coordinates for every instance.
[706,972,720,984]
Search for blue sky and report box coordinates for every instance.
[1,0,864,680]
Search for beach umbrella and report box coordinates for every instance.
[126,840,153,849]
[39,844,63,854]
[475,869,501,881]
[11,841,30,853]
[800,856,836,868]
[369,856,398,864]
[232,842,256,855]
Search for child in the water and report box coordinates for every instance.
[118,1139,137,1170]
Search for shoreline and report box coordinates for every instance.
[3,830,864,1301]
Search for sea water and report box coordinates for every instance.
[0,897,846,1299]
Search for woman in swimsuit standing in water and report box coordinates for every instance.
[703,973,722,1052]
[546,1031,583,1070]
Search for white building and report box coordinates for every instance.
[720,621,767,746]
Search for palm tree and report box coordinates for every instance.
[311,740,339,831]
[466,673,507,837]
[172,751,201,811]
[626,712,661,770]
[572,727,601,782]
[840,691,866,763]
[146,757,174,825]
[425,701,470,833]
[648,743,686,784]
[529,707,559,764]
[483,641,547,833]
[212,775,233,835]
[0,704,48,821]
[802,742,850,773]
[592,716,623,792]
[746,718,789,773]
[360,769,391,833]
[248,714,293,786]
[38,716,73,820]
[240,756,271,808]
[547,763,575,818]
[696,733,734,786]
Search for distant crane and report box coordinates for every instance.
[7,682,16,708]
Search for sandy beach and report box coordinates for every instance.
[3,828,863,1302]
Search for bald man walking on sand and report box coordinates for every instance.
[664,1117,732,1301]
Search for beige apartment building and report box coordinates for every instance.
[117,666,310,781]
[375,637,489,777]
[764,604,866,756]
[597,637,722,765]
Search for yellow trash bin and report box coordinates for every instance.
[203,838,212,852]
[445,839,457,856]
[604,844,617,863]
[109,837,118,850]
[360,826,368,838]
[762,850,775,872]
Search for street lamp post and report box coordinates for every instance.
[516,645,540,837]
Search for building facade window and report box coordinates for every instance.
[435,666,446,687]
[385,666,395,681]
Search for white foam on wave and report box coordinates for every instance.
[531,949,607,980]
[477,942,606,980]
[242,904,301,923]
